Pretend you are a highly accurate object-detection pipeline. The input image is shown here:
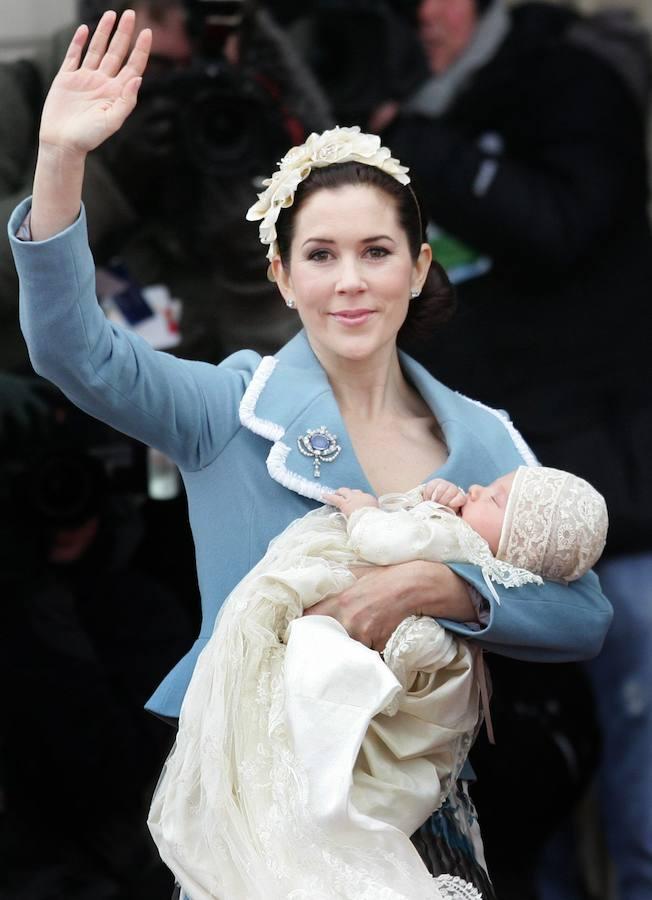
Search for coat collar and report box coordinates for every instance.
[239,330,535,503]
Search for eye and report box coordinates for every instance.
[308,248,332,262]
[365,246,390,259]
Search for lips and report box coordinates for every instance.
[330,309,375,326]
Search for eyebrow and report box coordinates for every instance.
[301,234,397,248]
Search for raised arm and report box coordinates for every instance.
[9,12,262,470]
[31,10,150,240]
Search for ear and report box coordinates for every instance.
[413,242,433,293]
[270,256,295,305]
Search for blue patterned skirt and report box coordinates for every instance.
[411,781,496,899]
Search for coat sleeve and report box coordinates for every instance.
[8,198,260,471]
[441,562,612,663]
[387,46,645,275]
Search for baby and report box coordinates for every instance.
[326,465,608,593]
[149,466,607,900]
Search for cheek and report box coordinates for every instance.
[291,269,330,304]
[454,4,477,43]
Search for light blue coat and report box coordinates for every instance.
[9,199,613,722]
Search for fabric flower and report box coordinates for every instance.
[246,126,411,269]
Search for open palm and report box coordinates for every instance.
[40,9,152,156]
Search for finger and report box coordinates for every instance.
[59,24,89,73]
[447,493,467,509]
[323,491,344,509]
[81,9,118,70]
[102,75,141,136]
[428,482,444,501]
[99,8,137,76]
[123,75,143,101]
[117,26,153,83]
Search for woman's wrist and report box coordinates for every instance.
[402,560,477,622]
[31,143,87,241]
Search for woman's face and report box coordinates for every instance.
[272,185,431,370]
[417,0,478,74]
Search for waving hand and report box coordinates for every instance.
[31,9,152,240]
[40,10,152,155]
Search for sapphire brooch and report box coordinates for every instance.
[297,426,341,478]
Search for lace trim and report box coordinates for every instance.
[436,874,484,899]
[497,466,608,582]
[454,514,543,602]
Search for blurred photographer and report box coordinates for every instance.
[287,0,429,130]
[1,385,195,898]
[0,0,332,370]
[372,1,652,897]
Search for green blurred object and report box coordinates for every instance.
[428,225,492,284]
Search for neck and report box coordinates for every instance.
[309,340,413,421]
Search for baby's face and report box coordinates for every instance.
[460,471,516,554]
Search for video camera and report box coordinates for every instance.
[126,0,288,180]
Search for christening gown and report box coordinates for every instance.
[148,491,542,900]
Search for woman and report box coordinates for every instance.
[8,10,612,897]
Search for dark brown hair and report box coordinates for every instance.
[274,161,456,350]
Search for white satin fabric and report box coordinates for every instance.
[148,500,485,899]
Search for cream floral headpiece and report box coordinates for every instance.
[246,126,410,276]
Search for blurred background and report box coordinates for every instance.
[1,1,651,898]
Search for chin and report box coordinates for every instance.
[330,332,398,363]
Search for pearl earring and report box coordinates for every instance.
[410,288,421,300]
[286,298,296,309]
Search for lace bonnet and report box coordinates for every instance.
[497,466,608,582]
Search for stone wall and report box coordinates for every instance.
[0,0,76,61]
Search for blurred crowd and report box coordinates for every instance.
[1,1,651,898]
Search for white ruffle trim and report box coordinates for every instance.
[266,441,335,501]
[239,355,284,441]
[457,393,539,467]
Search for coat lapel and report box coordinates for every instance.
[400,352,538,484]
[239,331,536,503]
[239,332,373,501]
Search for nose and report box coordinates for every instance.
[467,484,482,500]
[335,256,366,295]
